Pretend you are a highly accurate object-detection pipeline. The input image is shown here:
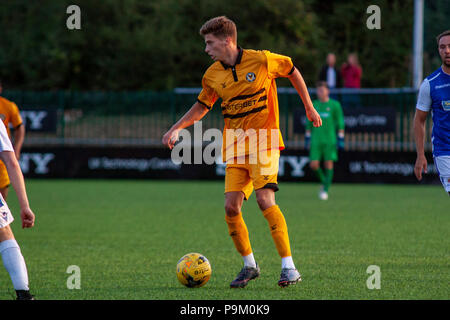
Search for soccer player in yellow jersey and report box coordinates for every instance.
[163,16,322,288]
[0,80,25,200]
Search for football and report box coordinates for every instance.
[176,253,212,288]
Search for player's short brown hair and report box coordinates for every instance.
[316,81,329,89]
[436,30,450,45]
[199,16,237,44]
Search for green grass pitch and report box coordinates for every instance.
[0,179,448,300]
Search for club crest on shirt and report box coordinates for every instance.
[246,72,256,82]
[442,100,450,111]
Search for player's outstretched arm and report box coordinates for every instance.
[288,68,322,127]
[162,102,210,149]
[413,109,428,181]
[13,124,25,160]
[0,151,35,228]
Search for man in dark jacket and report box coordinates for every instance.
[318,53,341,89]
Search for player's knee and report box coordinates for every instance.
[224,202,241,217]
[310,161,319,170]
[0,225,15,242]
[324,161,334,170]
[256,199,270,211]
[256,193,275,211]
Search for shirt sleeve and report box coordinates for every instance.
[264,51,295,79]
[416,79,431,112]
[9,102,23,128]
[197,75,218,110]
[0,121,14,152]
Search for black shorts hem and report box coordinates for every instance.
[260,183,279,192]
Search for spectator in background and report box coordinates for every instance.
[340,53,362,107]
[318,53,342,89]
[340,53,362,88]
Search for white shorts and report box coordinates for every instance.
[0,193,14,228]
[434,156,450,193]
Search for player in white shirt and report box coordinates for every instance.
[414,30,450,195]
[0,121,35,299]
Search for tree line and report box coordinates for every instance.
[0,0,446,91]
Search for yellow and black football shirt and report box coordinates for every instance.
[197,47,295,162]
[0,96,23,188]
[0,97,23,137]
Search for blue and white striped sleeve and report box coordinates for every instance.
[416,79,431,112]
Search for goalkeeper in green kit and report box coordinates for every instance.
[305,81,345,200]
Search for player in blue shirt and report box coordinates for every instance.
[414,30,450,195]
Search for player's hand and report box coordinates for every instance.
[306,107,322,127]
[414,154,428,181]
[20,207,35,229]
[162,129,179,150]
